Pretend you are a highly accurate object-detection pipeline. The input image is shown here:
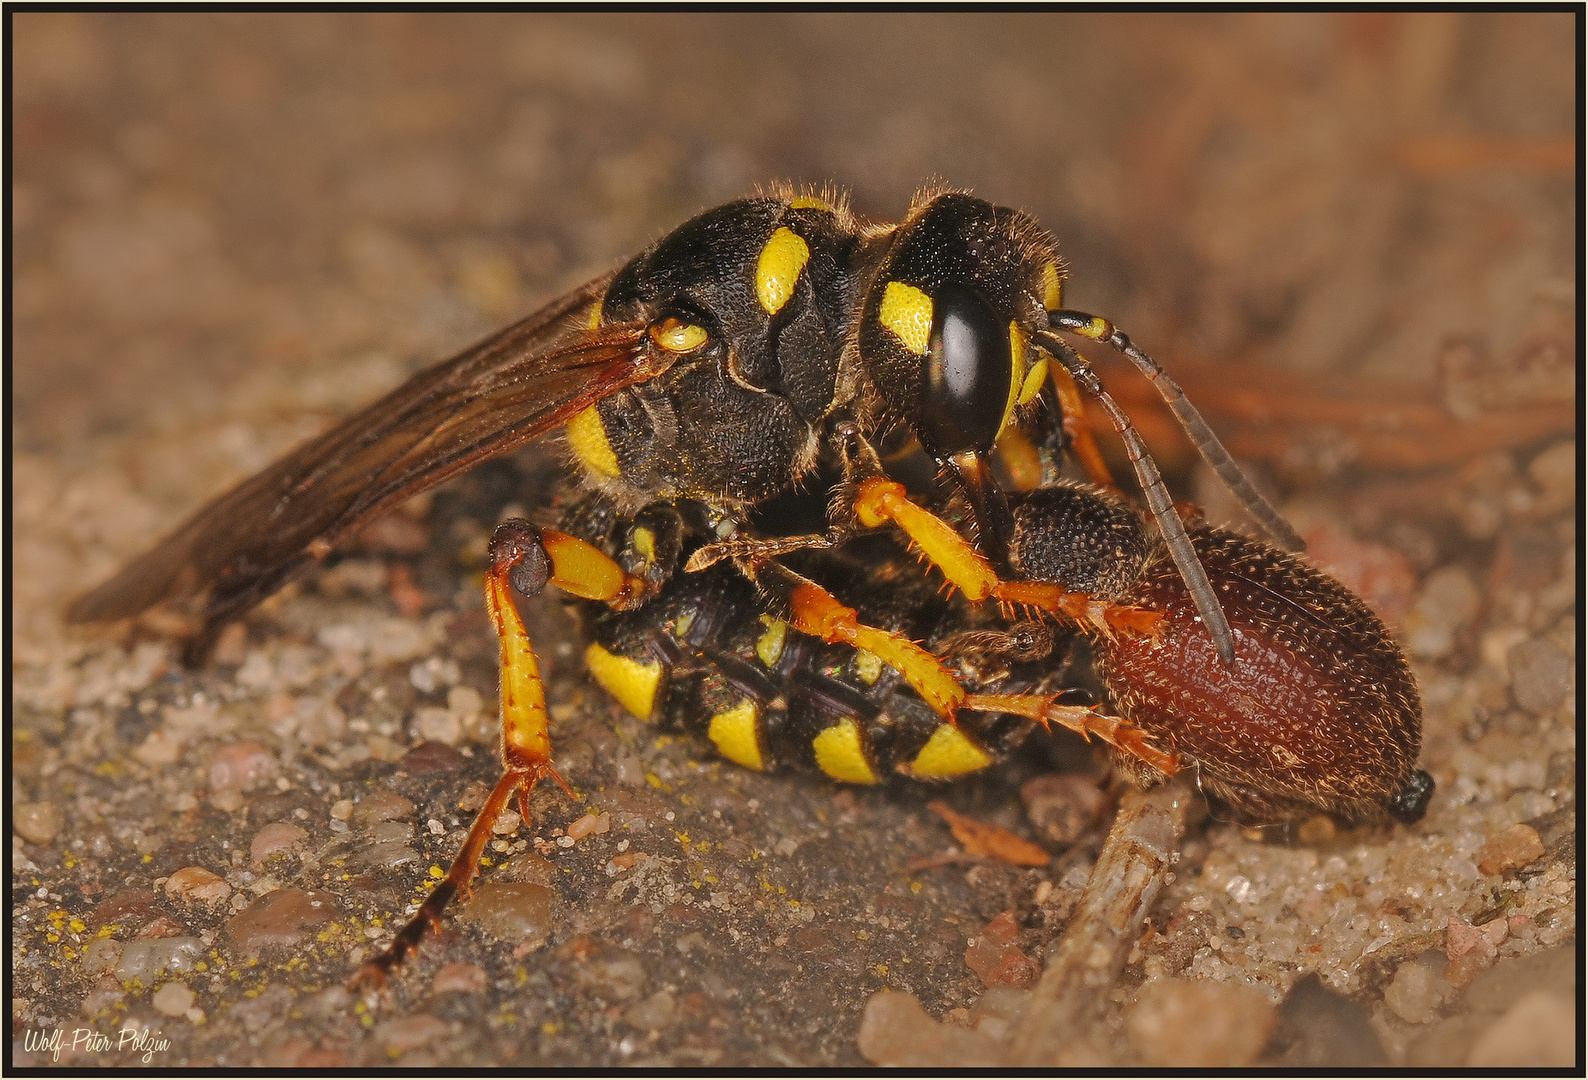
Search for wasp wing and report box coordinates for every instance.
[69,273,650,639]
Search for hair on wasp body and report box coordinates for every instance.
[66,185,1327,983]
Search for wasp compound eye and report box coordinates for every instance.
[918,282,1012,457]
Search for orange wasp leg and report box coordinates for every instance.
[1048,361,1121,493]
[351,520,642,991]
[850,476,1161,639]
[961,694,1179,779]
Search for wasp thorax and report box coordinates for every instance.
[861,193,1054,460]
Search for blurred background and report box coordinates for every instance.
[13,12,1576,1069]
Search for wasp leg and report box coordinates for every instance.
[960,694,1178,778]
[351,519,644,991]
[847,476,1162,639]
[745,557,966,720]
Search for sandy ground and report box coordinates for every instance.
[12,12,1575,1068]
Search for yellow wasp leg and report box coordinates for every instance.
[849,476,1162,639]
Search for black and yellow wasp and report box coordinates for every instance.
[69,187,1324,983]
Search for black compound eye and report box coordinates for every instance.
[920,283,1012,456]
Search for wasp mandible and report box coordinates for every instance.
[68,187,1305,982]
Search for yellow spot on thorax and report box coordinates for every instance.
[1041,261,1063,311]
[878,281,934,355]
[853,649,884,685]
[566,405,620,478]
[652,317,708,352]
[755,227,811,315]
[707,700,765,771]
[812,718,877,784]
[909,724,992,778]
[584,643,661,719]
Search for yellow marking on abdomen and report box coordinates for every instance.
[812,718,877,784]
[756,617,788,668]
[566,405,620,478]
[878,281,934,355]
[788,195,832,211]
[909,724,992,778]
[708,700,765,771]
[584,643,660,720]
[755,227,811,316]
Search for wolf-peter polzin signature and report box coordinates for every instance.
[23,1025,171,1063]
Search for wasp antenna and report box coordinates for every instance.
[1036,333,1237,667]
[1049,311,1305,554]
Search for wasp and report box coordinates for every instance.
[67,186,1308,983]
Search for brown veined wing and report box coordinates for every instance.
[67,272,656,649]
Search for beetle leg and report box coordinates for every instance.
[352,519,639,991]
[961,694,1179,778]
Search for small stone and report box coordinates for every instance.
[1384,960,1446,1024]
[211,788,245,813]
[225,888,339,957]
[496,851,557,886]
[414,706,462,746]
[134,729,185,766]
[136,914,190,939]
[1507,639,1573,716]
[566,812,611,841]
[375,1012,452,1056]
[1466,990,1575,1067]
[79,938,125,977]
[1021,774,1107,846]
[13,800,64,844]
[490,809,523,836]
[353,791,415,825]
[152,981,195,1017]
[1126,978,1277,1068]
[431,962,488,995]
[91,886,158,930]
[115,937,203,983]
[164,866,233,909]
[212,621,250,666]
[857,991,1005,1068]
[624,989,677,1032]
[401,739,464,775]
[409,656,460,694]
[1477,823,1546,875]
[1403,567,1479,660]
[209,742,277,791]
[250,822,309,867]
[80,975,125,1018]
[330,799,354,822]
[459,883,555,947]
[964,911,1038,990]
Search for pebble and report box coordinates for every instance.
[1526,440,1574,516]
[1266,972,1386,1066]
[1402,567,1479,659]
[566,812,611,841]
[459,883,555,947]
[91,886,158,930]
[964,911,1038,990]
[366,819,413,844]
[431,961,488,995]
[401,739,465,775]
[414,706,462,746]
[857,991,1005,1068]
[115,937,203,984]
[1506,638,1573,715]
[152,981,195,1017]
[330,799,354,822]
[375,1012,453,1056]
[624,989,677,1033]
[1384,960,1448,1024]
[409,656,461,694]
[137,914,190,939]
[225,888,339,957]
[1477,823,1545,875]
[250,822,309,866]
[79,938,124,977]
[13,800,64,844]
[164,866,233,909]
[495,851,557,886]
[1020,774,1106,846]
[490,809,523,836]
[353,791,415,826]
[1466,990,1575,1067]
[209,742,277,791]
[80,975,126,1018]
[1126,978,1277,1067]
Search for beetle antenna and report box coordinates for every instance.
[1035,332,1236,666]
[1049,311,1304,553]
